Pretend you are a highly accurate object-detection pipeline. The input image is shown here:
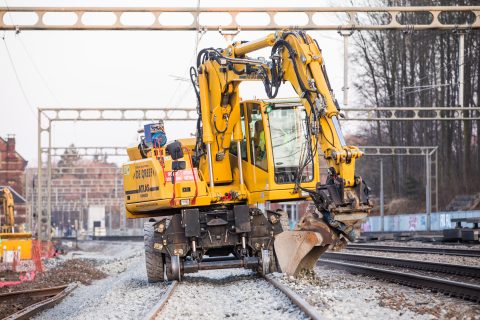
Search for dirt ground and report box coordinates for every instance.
[0,259,106,319]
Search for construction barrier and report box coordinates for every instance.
[0,240,53,287]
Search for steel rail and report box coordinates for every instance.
[1,283,77,320]
[0,284,69,301]
[145,280,178,320]
[323,252,480,278]
[144,275,323,319]
[346,244,480,257]
[318,260,480,302]
[264,274,324,320]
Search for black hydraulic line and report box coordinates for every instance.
[190,66,200,105]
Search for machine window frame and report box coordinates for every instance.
[268,105,314,184]
[247,104,268,172]
[229,105,248,161]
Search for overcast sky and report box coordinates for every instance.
[0,0,362,167]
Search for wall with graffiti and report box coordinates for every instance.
[361,211,480,232]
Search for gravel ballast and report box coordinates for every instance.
[33,241,168,320]
[344,249,480,267]
[272,266,480,320]
[18,240,480,320]
[157,268,308,320]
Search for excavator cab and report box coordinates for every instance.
[232,99,318,203]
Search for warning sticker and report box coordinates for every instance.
[164,169,199,182]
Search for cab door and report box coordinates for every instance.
[243,102,271,194]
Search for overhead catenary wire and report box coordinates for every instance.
[2,34,37,119]
[1,0,42,119]
[166,0,203,108]
[16,34,62,106]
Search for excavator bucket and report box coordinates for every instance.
[274,215,336,276]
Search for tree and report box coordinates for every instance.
[352,0,480,211]
[57,143,80,167]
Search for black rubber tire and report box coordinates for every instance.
[144,221,165,283]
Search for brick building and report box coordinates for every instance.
[0,135,28,224]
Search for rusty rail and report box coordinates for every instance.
[264,274,324,320]
[347,244,480,257]
[1,283,77,320]
[323,252,480,278]
[318,260,480,302]
[145,281,178,320]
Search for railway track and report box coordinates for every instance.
[0,283,77,320]
[263,274,323,320]
[347,244,480,257]
[145,271,323,320]
[323,252,480,278]
[318,256,480,302]
[146,281,179,320]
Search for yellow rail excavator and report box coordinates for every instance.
[123,30,371,281]
[0,186,32,260]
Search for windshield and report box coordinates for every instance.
[268,105,313,184]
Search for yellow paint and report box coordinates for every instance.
[0,235,32,260]
[123,30,369,223]
[1,188,33,260]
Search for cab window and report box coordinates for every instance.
[269,106,313,184]
[247,105,267,171]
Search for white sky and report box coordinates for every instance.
[0,0,362,167]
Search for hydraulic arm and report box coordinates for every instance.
[0,187,15,233]
[193,30,370,240]
[196,31,362,188]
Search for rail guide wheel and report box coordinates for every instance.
[166,255,183,281]
[259,249,278,276]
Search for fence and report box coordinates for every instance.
[362,210,480,232]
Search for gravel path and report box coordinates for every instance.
[272,266,480,320]
[34,241,168,320]
[344,249,480,267]
[157,268,308,320]
[30,240,480,319]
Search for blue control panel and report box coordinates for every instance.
[144,122,167,147]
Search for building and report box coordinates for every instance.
[26,148,142,237]
[0,135,28,224]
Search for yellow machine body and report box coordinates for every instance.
[0,187,32,260]
[0,235,33,260]
[124,100,323,215]
[123,30,371,279]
